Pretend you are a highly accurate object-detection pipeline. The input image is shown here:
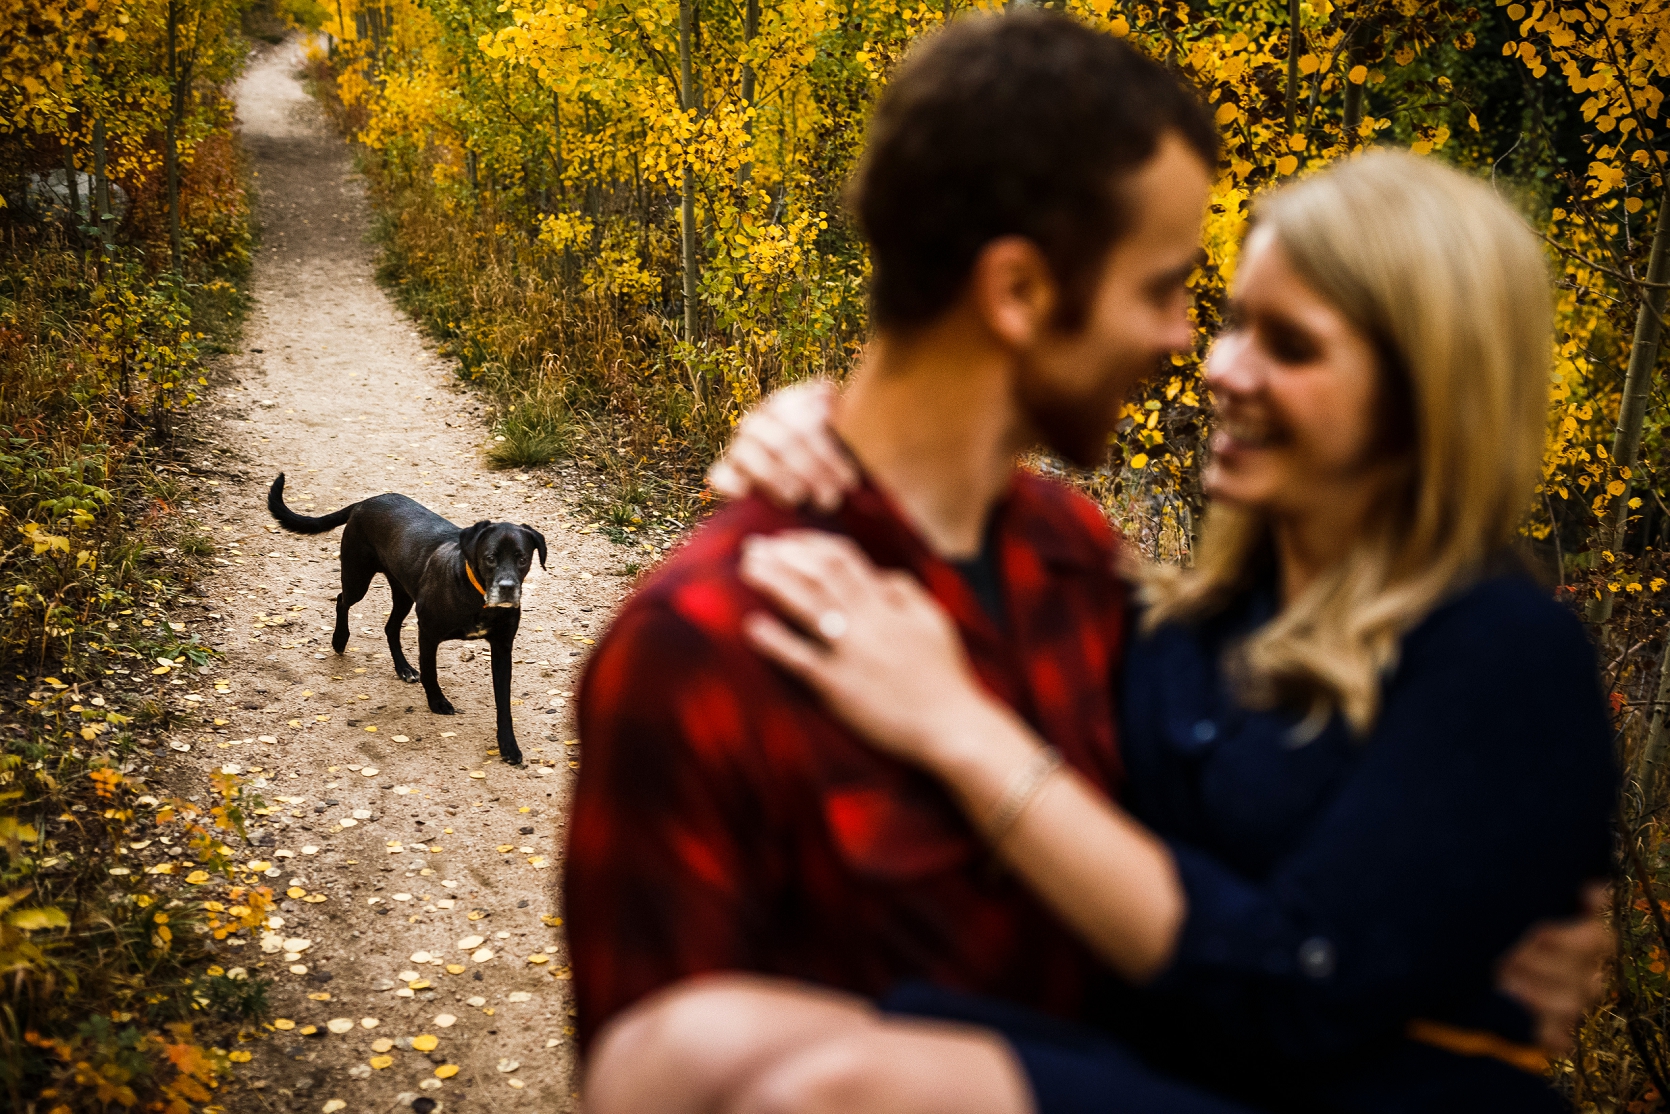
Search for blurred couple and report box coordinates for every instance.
[563,10,1616,1113]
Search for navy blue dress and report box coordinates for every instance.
[886,570,1616,1113]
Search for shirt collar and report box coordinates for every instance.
[820,458,1110,577]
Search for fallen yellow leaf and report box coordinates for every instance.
[435,1065,459,1079]
[273,1019,295,1031]
[370,1055,394,1070]
[185,870,210,884]
[412,1034,439,1052]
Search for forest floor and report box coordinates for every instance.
[162,35,626,1114]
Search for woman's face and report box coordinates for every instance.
[1202,227,1388,519]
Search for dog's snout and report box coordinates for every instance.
[485,577,523,609]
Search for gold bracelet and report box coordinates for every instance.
[985,746,1064,844]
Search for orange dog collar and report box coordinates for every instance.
[465,562,487,597]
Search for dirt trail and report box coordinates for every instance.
[168,35,626,1113]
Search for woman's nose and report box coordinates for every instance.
[1204,333,1261,397]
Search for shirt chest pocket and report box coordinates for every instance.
[821,782,977,880]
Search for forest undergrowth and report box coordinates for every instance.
[0,2,301,1109]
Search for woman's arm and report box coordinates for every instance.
[739,531,1185,983]
[739,533,1615,1059]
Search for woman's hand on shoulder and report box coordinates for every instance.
[707,380,857,512]
[738,530,998,770]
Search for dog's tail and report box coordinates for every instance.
[268,473,356,535]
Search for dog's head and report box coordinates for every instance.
[459,520,547,609]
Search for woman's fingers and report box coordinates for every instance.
[740,538,854,639]
[768,532,888,608]
[775,382,859,510]
[710,381,855,511]
[708,423,809,508]
[1496,908,1612,1056]
[744,410,848,509]
[742,612,834,691]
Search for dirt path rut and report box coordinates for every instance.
[169,35,628,1114]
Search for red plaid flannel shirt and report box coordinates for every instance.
[566,473,1127,1049]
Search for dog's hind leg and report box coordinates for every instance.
[386,582,420,683]
[333,562,375,655]
[417,624,456,716]
[333,522,377,655]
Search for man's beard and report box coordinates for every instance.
[1014,354,1158,470]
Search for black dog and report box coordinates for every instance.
[267,474,546,764]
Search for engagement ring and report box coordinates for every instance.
[817,610,849,641]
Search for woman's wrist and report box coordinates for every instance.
[917,695,1054,813]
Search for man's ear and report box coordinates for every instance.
[458,520,490,562]
[969,236,1057,350]
[519,524,548,569]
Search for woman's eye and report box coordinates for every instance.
[1262,320,1320,365]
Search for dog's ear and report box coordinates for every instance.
[458,520,490,561]
[520,525,547,570]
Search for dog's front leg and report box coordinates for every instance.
[417,625,456,716]
[488,627,522,765]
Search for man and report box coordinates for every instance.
[565,5,1606,1077]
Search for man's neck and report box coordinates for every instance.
[833,316,1026,560]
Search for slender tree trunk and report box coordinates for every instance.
[551,88,565,208]
[678,0,700,361]
[63,139,81,238]
[739,0,758,185]
[1341,29,1368,149]
[1285,0,1302,135]
[93,116,111,256]
[1590,176,1670,624]
[166,0,183,276]
[1642,634,1670,777]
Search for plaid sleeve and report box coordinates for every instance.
[565,599,766,1050]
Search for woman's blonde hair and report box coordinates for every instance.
[1143,149,1553,735]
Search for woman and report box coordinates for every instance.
[589,151,1617,1113]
